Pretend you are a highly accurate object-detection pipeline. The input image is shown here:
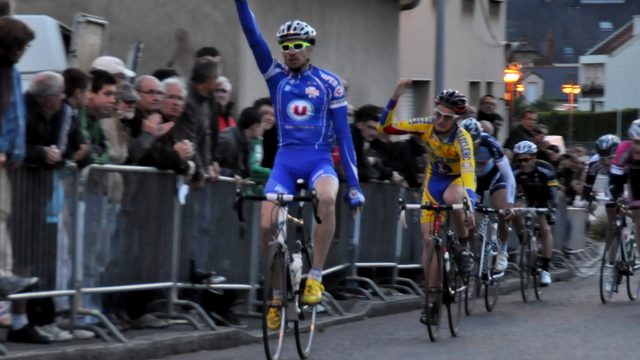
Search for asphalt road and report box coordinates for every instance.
[159,274,640,360]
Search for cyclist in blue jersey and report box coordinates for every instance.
[234,0,365,328]
[460,118,515,272]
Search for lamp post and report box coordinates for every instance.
[504,63,522,133]
[562,83,581,146]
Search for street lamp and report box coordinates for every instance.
[504,62,522,133]
[562,83,581,146]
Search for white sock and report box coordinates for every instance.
[308,268,322,282]
[11,314,27,330]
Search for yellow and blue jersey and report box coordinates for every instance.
[378,99,476,218]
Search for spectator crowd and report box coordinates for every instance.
[0,6,592,346]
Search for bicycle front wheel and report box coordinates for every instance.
[423,243,443,342]
[295,244,317,359]
[446,254,465,337]
[263,245,288,360]
[531,235,542,301]
[600,239,619,304]
[484,272,501,312]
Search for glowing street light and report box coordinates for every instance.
[504,62,522,132]
[562,83,581,146]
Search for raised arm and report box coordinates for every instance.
[235,0,276,75]
[377,80,430,135]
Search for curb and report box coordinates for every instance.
[2,269,574,359]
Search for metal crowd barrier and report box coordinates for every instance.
[8,165,77,299]
[73,165,216,342]
[7,163,603,352]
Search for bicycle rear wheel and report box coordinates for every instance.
[446,253,465,337]
[423,243,443,342]
[464,236,481,316]
[519,232,534,303]
[295,242,316,359]
[263,245,288,360]
[484,255,504,312]
[626,239,638,301]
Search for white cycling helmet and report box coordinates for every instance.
[513,140,538,155]
[628,119,640,140]
[459,118,482,141]
[276,20,316,44]
[595,134,620,158]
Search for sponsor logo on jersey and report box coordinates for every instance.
[305,86,320,99]
[334,85,344,98]
[320,72,339,87]
[287,100,314,121]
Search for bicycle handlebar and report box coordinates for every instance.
[475,206,549,215]
[399,197,470,212]
[234,188,322,224]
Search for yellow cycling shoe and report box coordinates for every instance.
[302,278,324,305]
[266,307,282,331]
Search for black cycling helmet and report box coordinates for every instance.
[595,134,620,158]
[435,89,467,115]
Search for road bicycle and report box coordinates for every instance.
[399,198,469,342]
[599,200,639,304]
[465,205,504,314]
[514,207,549,303]
[236,184,321,360]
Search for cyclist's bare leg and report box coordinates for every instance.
[260,200,284,294]
[537,215,553,259]
[310,175,338,270]
[421,221,439,292]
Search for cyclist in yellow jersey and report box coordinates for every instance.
[378,80,477,286]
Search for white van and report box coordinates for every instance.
[14,13,108,90]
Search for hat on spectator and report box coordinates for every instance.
[91,56,135,78]
[216,76,232,92]
[118,82,139,102]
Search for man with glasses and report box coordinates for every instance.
[126,75,174,163]
[512,140,559,286]
[609,120,640,266]
[378,80,476,324]
[234,0,365,329]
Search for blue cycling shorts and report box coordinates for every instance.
[264,148,338,194]
[421,168,467,223]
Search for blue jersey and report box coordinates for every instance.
[476,133,504,177]
[476,133,516,203]
[236,0,359,187]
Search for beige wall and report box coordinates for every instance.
[400,0,508,128]
[16,0,400,110]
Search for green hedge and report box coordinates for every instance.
[538,108,640,143]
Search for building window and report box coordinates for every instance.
[599,21,613,31]
[469,81,481,107]
[485,82,494,98]
[398,80,430,119]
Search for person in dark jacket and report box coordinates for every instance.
[217,106,263,178]
[24,72,87,167]
[138,77,196,178]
